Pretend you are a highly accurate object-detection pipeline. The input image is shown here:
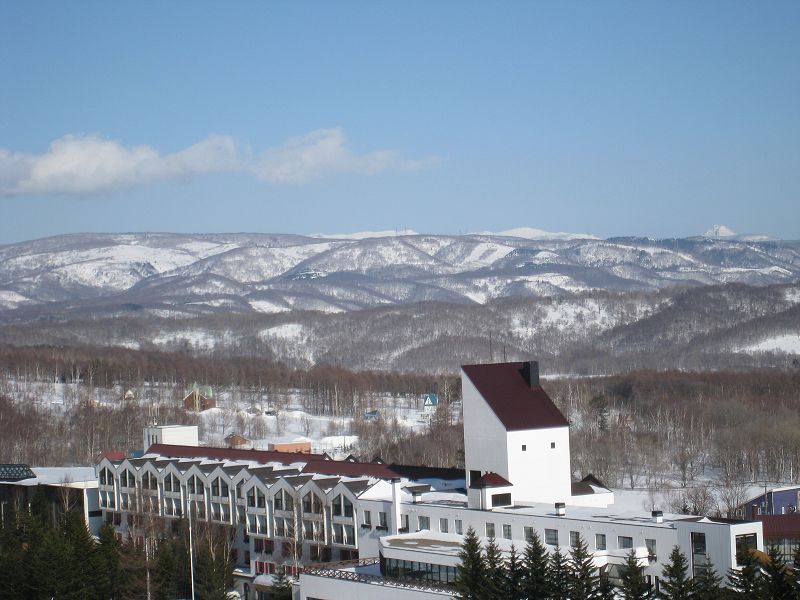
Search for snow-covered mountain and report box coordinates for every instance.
[0,231,798,320]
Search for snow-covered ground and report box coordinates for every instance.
[737,334,800,354]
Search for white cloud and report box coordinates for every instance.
[0,128,437,196]
[253,128,436,184]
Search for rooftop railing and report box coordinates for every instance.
[302,558,454,596]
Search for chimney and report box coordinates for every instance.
[652,510,663,524]
[555,502,565,516]
[520,361,540,388]
[391,478,402,535]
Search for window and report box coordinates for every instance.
[491,493,512,507]
[440,518,449,533]
[646,538,657,560]
[524,527,535,543]
[343,496,353,518]
[303,520,314,539]
[570,531,580,548]
[486,523,496,538]
[274,517,286,538]
[735,533,757,565]
[332,495,342,516]
[521,445,527,451]
[418,516,430,531]
[400,514,409,532]
[545,529,559,546]
[212,478,227,497]
[363,511,372,528]
[691,532,707,577]
[469,470,481,486]
[618,536,633,549]
[503,524,512,540]
[333,523,343,544]
[455,519,463,535]
[344,524,355,545]
[595,533,607,550]
[551,442,556,449]
[378,511,388,529]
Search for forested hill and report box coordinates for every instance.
[0,231,797,318]
[0,231,798,374]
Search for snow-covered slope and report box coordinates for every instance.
[0,231,798,318]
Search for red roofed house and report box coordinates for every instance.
[462,361,573,505]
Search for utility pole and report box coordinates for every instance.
[188,502,196,600]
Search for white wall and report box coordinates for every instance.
[143,425,199,450]
[461,372,508,482]
[675,519,763,577]
[506,427,571,504]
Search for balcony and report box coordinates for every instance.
[302,559,453,596]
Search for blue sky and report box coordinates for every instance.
[1,1,798,243]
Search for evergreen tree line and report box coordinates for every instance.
[0,487,234,599]
[454,526,800,600]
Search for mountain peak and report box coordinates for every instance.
[478,227,598,240]
[704,224,737,238]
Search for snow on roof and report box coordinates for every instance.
[9,467,99,488]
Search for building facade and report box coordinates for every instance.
[96,361,763,599]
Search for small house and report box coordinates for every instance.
[422,393,439,413]
[183,383,215,412]
[267,441,312,454]
[225,433,250,449]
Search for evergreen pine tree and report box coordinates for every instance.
[619,550,651,600]
[658,546,693,600]
[567,534,596,600]
[0,509,25,599]
[271,566,293,600]
[692,557,723,600]
[483,537,507,599]
[523,531,551,600]
[505,544,525,600]
[119,535,149,600]
[549,547,570,600]
[153,538,178,600]
[727,548,763,599]
[760,545,795,600]
[97,522,122,600]
[61,509,99,600]
[454,526,486,600]
[597,573,616,600]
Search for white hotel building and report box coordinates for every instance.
[96,361,762,599]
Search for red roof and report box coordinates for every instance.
[97,451,127,462]
[146,444,326,465]
[756,515,800,539]
[462,362,569,432]
[301,458,398,479]
[470,472,512,489]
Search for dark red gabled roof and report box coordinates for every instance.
[462,362,569,432]
[146,444,325,466]
[470,472,512,489]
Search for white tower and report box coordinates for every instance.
[461,361,572,505]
